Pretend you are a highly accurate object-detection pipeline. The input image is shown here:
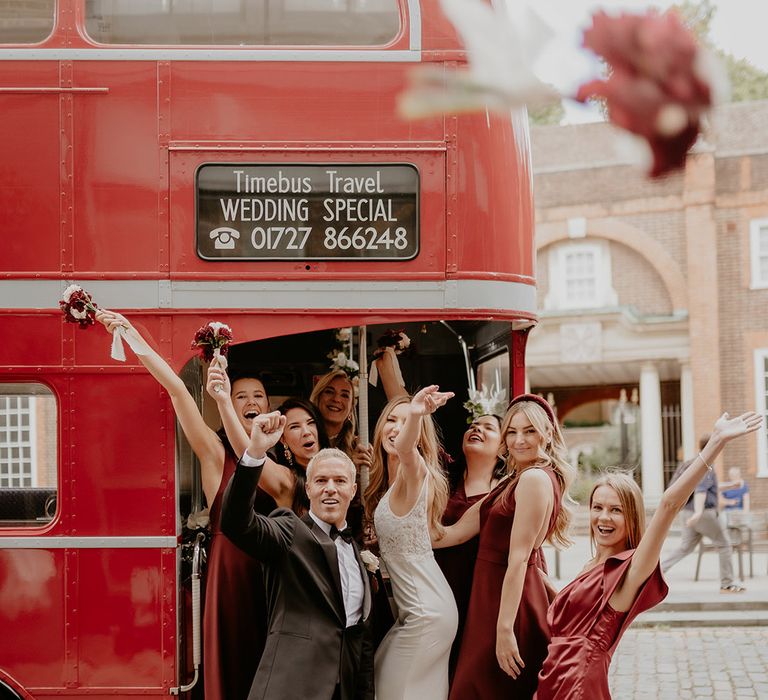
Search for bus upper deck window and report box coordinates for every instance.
[85,0,401,47]
[0,384,57,528]
[0,0,55,44]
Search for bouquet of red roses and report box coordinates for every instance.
[59,285,98,329]
[372,328,411,358]
[191,321,233,363]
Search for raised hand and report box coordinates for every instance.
[410,385,454,416]
[247,411,286,459]
[206,354,231,398]
[95,308,132,335]
[711,411,763,443]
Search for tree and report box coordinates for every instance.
[528,99,565,126]
[674,0,768,102]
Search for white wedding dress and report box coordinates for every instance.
[373,475,458,700]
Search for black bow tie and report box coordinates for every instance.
[330,525,354,544]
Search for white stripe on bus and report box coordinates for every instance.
[0,536,177,549]
[0,279,537,314]
[0,48,421,62]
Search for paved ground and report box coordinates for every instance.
[609,627,768,700]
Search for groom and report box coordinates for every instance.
[221,412,374,700]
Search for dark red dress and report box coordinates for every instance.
[434,482,484,679]
[535,550,668,699]
[450,468,561,700]
[204,452,275,700]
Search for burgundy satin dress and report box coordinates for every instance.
[535,550,668,699]
[204,452,275,700]
[450,468,561,700]
[434,482,484,680]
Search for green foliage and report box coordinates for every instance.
[722,52,768,102]
[528,99,565,126]
[673,0,768,103]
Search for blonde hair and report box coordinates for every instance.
[589,471,645,552]
[310,370,358,457]
[363,395,449,537]
[499,401,576,549]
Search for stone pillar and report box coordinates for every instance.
[640,362,665,504]
[680,362,695,461]
[684,152,721,451]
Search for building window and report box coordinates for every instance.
[0,384,58,526]
[545,241,618,311]
[749,219,768,289]
[754,350,768,477]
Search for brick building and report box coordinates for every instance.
[527,100,768,508]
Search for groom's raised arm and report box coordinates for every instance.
[221,459,293,561]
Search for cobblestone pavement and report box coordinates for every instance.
[609,627,768,700]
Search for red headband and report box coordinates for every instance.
[507,393,557,427]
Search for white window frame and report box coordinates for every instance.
[544,240,618,311]
[749,218,768,289]
[753,349,768,477]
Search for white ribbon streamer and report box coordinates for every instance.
[110,327,150,362]
[368,347,405,389]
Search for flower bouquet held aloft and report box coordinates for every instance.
[60,284,98,329]
[369,329,410,388]
[191,322,234,392]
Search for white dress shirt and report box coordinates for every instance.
[309,511,365,628]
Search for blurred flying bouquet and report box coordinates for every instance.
[59,284,98,329]
[399,0,727,178]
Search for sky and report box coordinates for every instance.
[528,0,768,123]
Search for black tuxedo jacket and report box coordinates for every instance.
[221,462,374,700]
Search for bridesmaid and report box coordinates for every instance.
[535,410,762,699]
[434,413,506,679]
[434,394,575,700]
[274,397,330,514]
[97,310,281,700]
[364,388,458,700]
[309,368,358,454]
[309,369,372,536]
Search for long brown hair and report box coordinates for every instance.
[309,370,357,458]
[499,400,575,549]
[589,472,645,552]
[363,395,449,537]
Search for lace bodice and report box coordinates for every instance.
[374,476,433,559]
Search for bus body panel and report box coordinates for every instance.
[0,1,536,696]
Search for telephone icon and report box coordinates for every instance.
[210,227,240,250]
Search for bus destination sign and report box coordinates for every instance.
[196,164,419,261]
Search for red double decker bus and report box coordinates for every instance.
[0,1,535,697]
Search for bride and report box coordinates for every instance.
[364,386,458,700]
